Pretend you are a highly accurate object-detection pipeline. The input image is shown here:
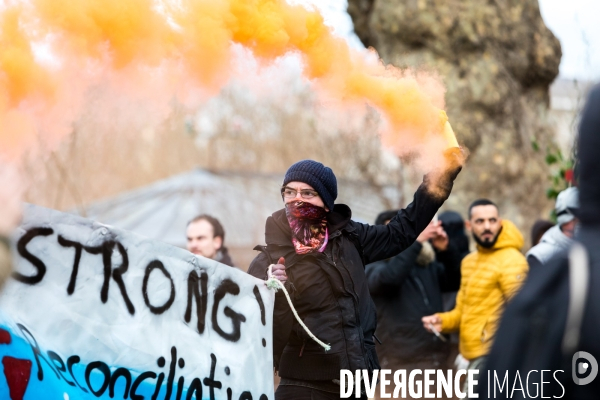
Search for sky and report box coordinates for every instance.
[303,0,600,82]
[539,0,600,81]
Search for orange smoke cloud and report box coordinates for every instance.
[0,5,54,106]
[0,0,455,163]
[33,0,176,68]
[224,0,453,152]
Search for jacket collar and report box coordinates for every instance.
[327,204,353,234]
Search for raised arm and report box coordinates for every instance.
[355,148,464,264]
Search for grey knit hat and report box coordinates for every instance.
[283,160,337,210]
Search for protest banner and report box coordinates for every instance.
[0,204,275,400]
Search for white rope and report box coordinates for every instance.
[266,264,331,352]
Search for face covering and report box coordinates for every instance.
[285,201,329,254]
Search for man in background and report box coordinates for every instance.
[422,199,528,397]
[186,214,235,267]
[526,187,579,270]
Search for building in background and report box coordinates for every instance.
[549,78,595,152]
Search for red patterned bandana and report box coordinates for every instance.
[285,201,329,254]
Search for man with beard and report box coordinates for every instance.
[422,199,528,397]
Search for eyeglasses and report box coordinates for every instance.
[281,186,319,199]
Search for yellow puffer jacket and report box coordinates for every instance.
[437,220,528,360]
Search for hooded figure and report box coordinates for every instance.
[478,84,600,399]
[248,151,463,400]
[439,210,470,311]
[439,211,470,258]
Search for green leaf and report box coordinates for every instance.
[565,160,574,169]
[546,188,559,199]
[559,168,567,177]
[545,154,558,165]
[531,140,539,152]
[549,209,558,224]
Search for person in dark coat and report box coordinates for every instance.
[438,210,470,374]
[365,213,462,399]
[438,211,470,311]
[478,84,600,399]
[248,151,463,400]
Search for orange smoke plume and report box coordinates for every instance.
[0,0,457,164]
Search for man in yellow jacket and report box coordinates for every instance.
[422,199,528,397]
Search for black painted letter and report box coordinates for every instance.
[84,241,135,315]
[47,351,75,386]
[131,371,157,400]
[14,227,53,284]
[185,270,208,334]
[203,353,222,400]
[17,324,59,381]
[186,378,203,400]
[142,260,176,314]
[66,355,89,393]
[57,235,83,295]
[85,361,111,396]
[212,279,246,342]
[109,367,132,399]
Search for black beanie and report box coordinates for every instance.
[283,160,337,211]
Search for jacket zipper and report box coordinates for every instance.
[414,277,430,306]
[299,339,306,357]
[325,232,370,371]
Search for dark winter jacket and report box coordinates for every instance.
[365,240,462,364]
[248,174,458,381]
[216,248,235,267]
[479,84,600,399]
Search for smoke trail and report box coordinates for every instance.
[0,0,461,234]
[1,0,457,159]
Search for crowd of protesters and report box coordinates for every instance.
[181,85,599,399]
